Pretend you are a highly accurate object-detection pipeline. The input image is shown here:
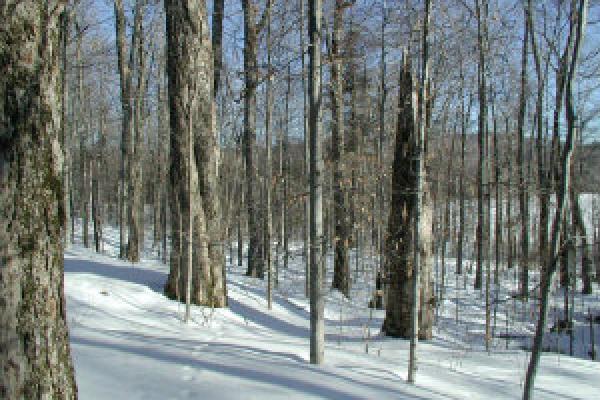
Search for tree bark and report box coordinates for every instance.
[331,0,351,297]
[309,0,325,365]
[0,1,77,397]
[128,0,147,263]
[164,0,226,308]
[114,0,133,259]
[242,0,268,279]
[382,51,433,342]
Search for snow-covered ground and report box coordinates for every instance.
[65,224,600,399]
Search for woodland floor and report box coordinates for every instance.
[65,223,600,399]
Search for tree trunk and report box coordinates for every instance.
[164,0,226,308]
[382,51,433,343]
[331,0,350,297]
[301,0,311,298]
[309,0,325,365]
[114,0,133,259]
[570,187,592,294]
[527,0,549,274]
[128,0,146,263]
[60,9,72,248]
[474,0,487,291]
[523,1,588,397]
[212,0,224,99]
[0,1,78,397]
[517,4,530,298]
[243,0,268,279]
[266,1,273,309]
[457,62,466,276]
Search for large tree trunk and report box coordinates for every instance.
[164,0,226,308]
[242,0,268,279]
[128,0,147,263]
[330,0,350,297]
[382,52,433,341]
[0,1,77,397]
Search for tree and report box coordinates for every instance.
[243,0,271,279]
[517,2,530,298]
[523,0,588,397]
[0,1,77,397]
[330,0,352,297]
[309,0,325,365]
[382,48,433,344]
[164,0,226,308]
[114,0,133,259]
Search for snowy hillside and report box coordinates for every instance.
[65,226,600,399]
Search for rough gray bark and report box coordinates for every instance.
[382,51,433,343]
[0,1,77,397]
[243,0,269,279]
[164,0,226,308]
[309,0,325,365]
[330,0,351,297]
[128,0,147,263]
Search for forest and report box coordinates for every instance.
[1,0,599,399]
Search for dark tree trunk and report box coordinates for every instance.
[114,0,133,259]
[330,0,350,297]
[242,0,268,279]
[128,0,147,263]
[0,1,77,397]
[517,5,530,298]
[382,52,433,341]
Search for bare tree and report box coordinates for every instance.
[523,0,588,397]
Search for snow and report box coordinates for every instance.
[65,224,600,399]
